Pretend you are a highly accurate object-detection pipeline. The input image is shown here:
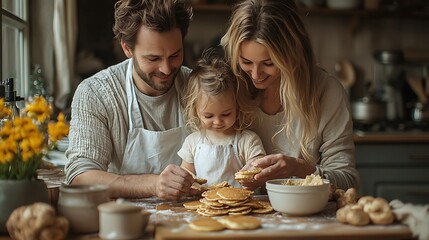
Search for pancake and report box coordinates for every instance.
[218,215,261,230]
[217,187,253,201]
[183,200,202,210]
[189,217,225,232]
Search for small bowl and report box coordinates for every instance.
[266,178,330,216]
[56,139,69,152]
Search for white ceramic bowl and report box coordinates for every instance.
[56,139,69,152]
[266,178,330,216]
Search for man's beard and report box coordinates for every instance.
[133,56,178,93]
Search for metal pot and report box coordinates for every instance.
[351,97,386,123]
[411,102,429,123]
[373,50,404,64]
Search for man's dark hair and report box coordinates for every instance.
[113,0,193,50]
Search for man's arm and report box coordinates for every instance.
[71,164,195,200]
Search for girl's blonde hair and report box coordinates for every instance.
[184,50,256,132]
[221,0,320,162]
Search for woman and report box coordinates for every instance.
[221,0,359,190]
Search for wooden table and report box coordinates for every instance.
[131,196,413,240]
[0,196,414,240]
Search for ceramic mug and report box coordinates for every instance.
[98,199,151,240]
[58,184,109,233]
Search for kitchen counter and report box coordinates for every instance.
[354,131,429,143]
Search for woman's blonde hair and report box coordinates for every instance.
[184,50,256,132]
[221,0,320,162]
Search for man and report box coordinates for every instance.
[65,0,195,200]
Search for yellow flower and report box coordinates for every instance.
[1,96,69,180]
[0,99,12,119]
[19,134,44,162]
[48,113,69,143]
[0,120,13,138]
[24,96,52,124]
[0,139,16,164]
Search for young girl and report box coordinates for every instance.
[178,51,265,188]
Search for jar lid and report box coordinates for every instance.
[98,199,143,213]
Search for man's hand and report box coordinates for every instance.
[155,164,195,200]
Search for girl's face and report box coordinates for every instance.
[238,40,281,90]
[197,90,237,135]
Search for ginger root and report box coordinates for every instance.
[336,188,359,209]
[336,194,395,226]
[6,202,69,240]
[363,197,395,225]
[336,204,370,226]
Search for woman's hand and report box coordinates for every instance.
[254,153,298,180]
[239,154,298,190]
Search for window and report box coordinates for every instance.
[1,0,29,98]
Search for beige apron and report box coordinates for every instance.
[194,133,243,188]
[119,59,186,174]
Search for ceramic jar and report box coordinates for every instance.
[98,199,151,240]
[58,184,109,233]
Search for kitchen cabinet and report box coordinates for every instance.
[356,142,429,204]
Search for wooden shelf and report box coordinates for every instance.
[299,7,429,19]
[190,3,429,19]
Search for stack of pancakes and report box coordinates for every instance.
[183,186,273,217]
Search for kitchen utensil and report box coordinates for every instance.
[335,59,356,91]
[406,76,427,104]
[98,199,151,240]
[374,50,404,65]
[351,97,386,123]
[411,102,429,123]
[266,178,330,216]
[58,184,109,233]
[181,166,197,179]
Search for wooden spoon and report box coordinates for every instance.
[181,167,207,185]
[406,76,427,104]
